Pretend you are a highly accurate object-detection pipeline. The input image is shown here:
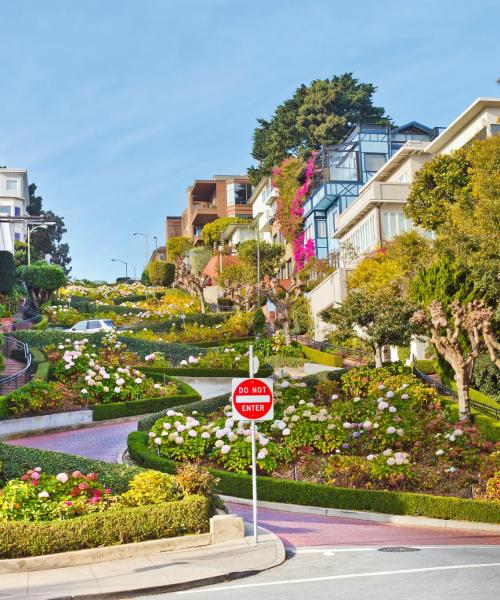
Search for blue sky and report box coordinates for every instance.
[1,0,499,281]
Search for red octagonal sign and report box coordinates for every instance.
[231,378,274,421]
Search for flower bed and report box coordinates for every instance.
[129,366,500,503]
[0,458,214,558]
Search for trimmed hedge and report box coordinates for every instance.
[138,392,231,431]
[92,378,201,421]
[127,431,500,525]
[415,360,437,375]
[0,442,144,493]
[125,312,231,333]
[189,336,255,348]
[139,366,273,378]
[300,345,343,368]
[0,397,8,419]
[267,355,307,368]
[0,495,209,558]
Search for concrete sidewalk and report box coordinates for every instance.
[0,526,285,600]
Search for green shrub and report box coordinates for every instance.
[0,442,144,493]
[0,251,15,294]
[138,393,230,431]
[397,346,411,363]
[267,355,307,368]
[252,309,266,334]
[139,366,273,378]
[0,397,8,419]
[300,345,343,368]
[473,355,500,403]
[415,360,437,375]
[0,495,209,558]
[147,261,175,287]
[120,470,178,506]
[127,431,500,524]
[6,380,62,416]
[32,314,49,330]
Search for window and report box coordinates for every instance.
[73,321,88,331]
[6,179,18,192]
[364,153,386,173]
[14,233,21,241]
[14,207,21,217]
[381,211,413,240]
[88,321,101,329]
[0,206,11,215]
[227,182,252,206]
[316,220,327,238]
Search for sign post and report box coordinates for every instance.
[231,344,273,544]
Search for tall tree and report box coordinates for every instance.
[27,184,71,274]
[249,73,391,184]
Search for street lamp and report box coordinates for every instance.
[153,236,158,253]
[27,222,56,266]
[133,232,149,266]
[111,258,128,278]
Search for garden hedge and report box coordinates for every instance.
[127,431,500,525]
[300,345,343,368]
[0,495,209,558]
[0,442,144,493]
[188,336,255,348]
[92,378,201,421]
[415,360,437,375]
[267,355,307,368]
[138,392,231,431]
[139,366,273,378]
[125,312,231,333]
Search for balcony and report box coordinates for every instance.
[334,182,410,238]
[191,202,218,226]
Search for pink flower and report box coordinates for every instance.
[31,472,40,481]
[86,472,98,481]
[104,488,111,494]
[72,470,82,479]
[64,501,73,506]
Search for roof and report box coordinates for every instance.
[425,97,500,154]
[247,176,272,206]
[0,168,28,174]
[395,121,434,135]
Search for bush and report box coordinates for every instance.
[141,268,151,285]
[32,314,48,330]
[252,308,266,334]
[473,354,500,403]
[0,397,9,419]
[6,380,62,416]
[415,360,437,375]
[267,355,307,368]
[120,470,178,507]
[301,345,343,368]
[147,261,175,287]
[0,251,15,294]
[0,495,209,558]
[127,431,500,524]
[139,366,273,378]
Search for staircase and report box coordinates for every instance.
[0,355,29,394]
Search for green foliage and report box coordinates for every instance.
[6,381,62,416]
[128,431,500,524]
[147,261,175,287]
[0,495,209,558]
[237,240,285,277]
[473,355,500,403]
[0,251,16,294]
[405,149,471,231]
[17,263,67,309]
[252,308,266,334]
[119,470,178,507]
[188,247,213,275]
[202,217,247,246]
[291,295,312,335]
[140,268,150,285]
[166,236,193,261]
[415,360,437,375]
[140,366,272,379]
[266,355,307,368]
[249,73,390,183]
[300,345,343,368]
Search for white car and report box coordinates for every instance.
[67,319,114,333]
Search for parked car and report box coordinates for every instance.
[67,319,114,333]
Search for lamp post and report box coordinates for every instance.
[153,236,158,253]
[133,232,149,266]
[27,222,56,266]
[111,258,128,278]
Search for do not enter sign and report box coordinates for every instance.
[231,377,273,421]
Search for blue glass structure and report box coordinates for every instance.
[302,122,438,259]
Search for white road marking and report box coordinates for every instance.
[176,562,500,594]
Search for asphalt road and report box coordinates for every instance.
[136,545,500,600]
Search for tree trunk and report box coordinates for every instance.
[282,316,292,346]
[198,290,206,314]
[454,369,471,421]
[374,345,383,368]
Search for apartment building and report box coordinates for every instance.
[308,97,500,341]
[165,175,253,246]
[0,168,29,253]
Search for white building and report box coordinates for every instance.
[0,168,30,253]
[308,97,500,343]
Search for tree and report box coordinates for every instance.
[405,149,470,231]
[188,246,213,275]
[174,259,210,314]
[0,251,15,295]
[249,73,391,184]
[322,291,418,368]
[166,237,193,262]
[14,241,41,269]
[147,261,175,287]
[265,276,305,345]
[411,300,498,419]
[17,262,66,309]
[237,240,285,278]
[26,184,72,275]
[201,217,247,247]
[217,262,260,311]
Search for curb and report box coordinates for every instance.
[222,496,500,533]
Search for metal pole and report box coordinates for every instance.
[249,344,258,544]
[256,225,261,305]
[27,227,31,266]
